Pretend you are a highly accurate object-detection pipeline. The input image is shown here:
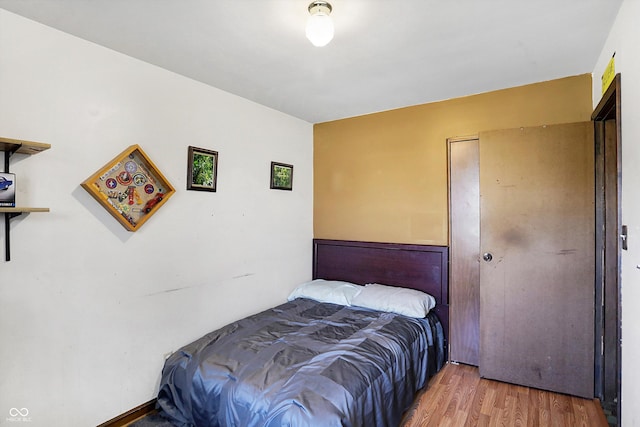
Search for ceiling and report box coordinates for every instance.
[0,0,622,123]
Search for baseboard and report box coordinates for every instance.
[96,399,157,427]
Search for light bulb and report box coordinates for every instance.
[306,2,334,47]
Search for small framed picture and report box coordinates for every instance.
[187,146,218,192]
[270,162,293,191]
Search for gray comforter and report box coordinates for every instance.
[157,298,444,427]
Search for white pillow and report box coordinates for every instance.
[287,279,364,306]
[350,283,436,318]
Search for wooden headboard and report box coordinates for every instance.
[313,239,449,352]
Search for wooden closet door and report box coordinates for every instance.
[449,137,480,366]
[478,122,594,398]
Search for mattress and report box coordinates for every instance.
[156,298,445,427]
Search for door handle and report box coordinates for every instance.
[483,252,493,262]
[621,225,628,250]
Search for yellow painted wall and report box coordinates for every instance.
[314,74,593,245]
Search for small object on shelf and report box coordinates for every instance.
[0,136,51,262]
[0,172,16,206]
[81,145,175,232]
[0,174,14,191]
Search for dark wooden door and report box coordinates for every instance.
[478,122,595,398]
[448,137,480,366]
[593,74,621,419]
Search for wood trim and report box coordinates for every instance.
[591,72,622,419]
[96,399,157,427]
[592,74,621,121]
[446,135,478,144]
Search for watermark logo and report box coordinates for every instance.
[7,408,31,423]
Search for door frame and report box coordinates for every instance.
[592,73,621,420]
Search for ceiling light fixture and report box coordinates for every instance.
[306,1,334,47]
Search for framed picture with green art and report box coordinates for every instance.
[270,161,293,191]
[187,146,218,192]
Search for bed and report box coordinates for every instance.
[155,239,449,427]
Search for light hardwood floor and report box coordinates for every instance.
[402,363,609,427]
[113,362,610,427]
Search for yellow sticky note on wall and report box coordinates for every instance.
[602,53,615,94]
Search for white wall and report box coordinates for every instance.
[592,0,640,425]
[0,10,312,426]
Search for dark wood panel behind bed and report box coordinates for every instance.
[313,239,449,354]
